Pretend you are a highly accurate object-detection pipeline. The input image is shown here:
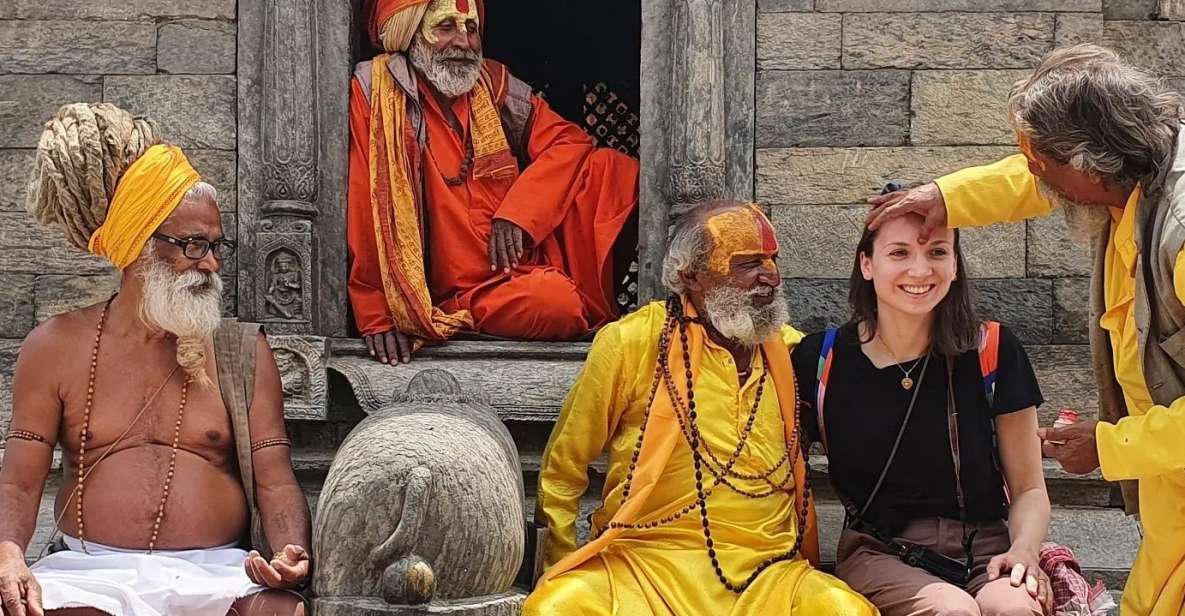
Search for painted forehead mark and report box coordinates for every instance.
[421,0,479,42]
[704,205,779,274]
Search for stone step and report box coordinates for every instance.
[519,493,1137,594]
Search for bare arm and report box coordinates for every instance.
[0,323,68,615]
[990,407,1052,606]
[243,331,311,590]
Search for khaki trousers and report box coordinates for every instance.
[835,517,1043,616]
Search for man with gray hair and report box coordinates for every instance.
[0,103,309,615]
[527,200,875,615]
[866,44,1185,615]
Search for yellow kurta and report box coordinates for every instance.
[526,302,875,615]
[938,154,1185,616]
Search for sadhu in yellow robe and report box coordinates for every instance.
[526,301,876,615]
[937,154,1185,616]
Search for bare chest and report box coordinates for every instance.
[58,361,235,466]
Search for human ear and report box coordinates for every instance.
[859,251,873,281]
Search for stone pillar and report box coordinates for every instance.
[638,0,755,302]
[238,0,351,337]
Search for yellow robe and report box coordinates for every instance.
[526,302,875,615]
[937,154,1185,616]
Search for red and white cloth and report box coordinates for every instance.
[1039,542,1116,616]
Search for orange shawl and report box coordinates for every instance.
[366,54,521,342]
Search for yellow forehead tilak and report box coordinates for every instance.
[421,0,479,44]
[703,204,779,276]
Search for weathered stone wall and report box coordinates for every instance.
[0,1,238,434]
[758,0,1185,424]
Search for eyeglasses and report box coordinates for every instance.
[152,232,236,261]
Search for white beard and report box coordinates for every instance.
[702,284,790,347]
[1038,180,1112,244]
[409,33,482,98]
[138,250,223,341]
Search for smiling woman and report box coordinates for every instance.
[791,186,1053,616]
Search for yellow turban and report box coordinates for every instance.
[88,144,201,270]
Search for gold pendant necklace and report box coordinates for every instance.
[878,336,926,390]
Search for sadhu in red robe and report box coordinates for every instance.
[347,46,639,343]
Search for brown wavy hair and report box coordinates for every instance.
[846,219,980,358]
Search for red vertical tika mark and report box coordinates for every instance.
[456,0,471,13]
[755,211,778,252]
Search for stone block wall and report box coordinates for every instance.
[0,2,238,435]
[758,0,1185,424]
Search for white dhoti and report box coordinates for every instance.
[30,535,269,616]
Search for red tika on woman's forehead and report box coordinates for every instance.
[455,0,469,12]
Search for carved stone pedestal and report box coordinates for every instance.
[314,592,526,616]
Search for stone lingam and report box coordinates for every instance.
[312,369,528,615]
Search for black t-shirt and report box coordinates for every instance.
[791,323,1043,535]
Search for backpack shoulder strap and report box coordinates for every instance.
[815,328,839,453]
[978,321,1001,408]
[213,319,266,553]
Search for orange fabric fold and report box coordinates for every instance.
[368,53,473,341]
[543,301,819,583]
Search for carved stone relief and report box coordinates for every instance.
[668,0,726,205]
[268,334,329,421]
[255,212,315,333]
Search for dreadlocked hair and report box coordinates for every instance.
[25,103,161,249]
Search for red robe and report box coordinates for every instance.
[347,67,638,340]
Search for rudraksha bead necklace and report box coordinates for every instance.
[610,298,813,593]
[76,297,192,554]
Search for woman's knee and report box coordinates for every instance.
[913,582,981,616]
[975,578,1042,616]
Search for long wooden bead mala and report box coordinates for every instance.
[75,297,191,554]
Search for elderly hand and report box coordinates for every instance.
[245,544,310,590]
[489,218,526,273]
[363,329,414,365]
[0,547,43,616]
[987,545,1053,614]
[1038,420,1101,475]
[864,182,948,241]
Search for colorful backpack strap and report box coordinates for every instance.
[815,328,839,453]
[978,320,1010,502]
[978,321,1001,408]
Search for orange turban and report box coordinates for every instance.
[88,144,201,270]
[367,0,430,49]
[366,0,485,49]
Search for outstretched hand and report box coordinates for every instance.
[489,218,526,273]
[245,544,310,590]
[864,182,948,241]
[1038,420,1101,475]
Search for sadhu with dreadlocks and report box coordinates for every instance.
[0,103,309,615]
[528,201,876,615]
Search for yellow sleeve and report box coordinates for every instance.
[535,323,630,569]
[1096,248,1185,480]
[934,154,1053,228]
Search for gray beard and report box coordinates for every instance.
[1037,180,1112,244]
[702,285,790,347]
[138,250,224,340]
[409,34,482,99]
